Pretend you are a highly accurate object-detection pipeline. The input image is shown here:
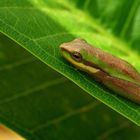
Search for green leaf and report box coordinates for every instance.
[0,33,140,140]
[0,0,140,139]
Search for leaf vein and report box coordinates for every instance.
[0,78,67,105]
[0,57,36,71]
[31,101,100,133]
[95,122,130,140]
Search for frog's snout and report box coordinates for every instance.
[59,42,72,53]
[59,43,66,51]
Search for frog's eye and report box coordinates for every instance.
[71,52,82,62]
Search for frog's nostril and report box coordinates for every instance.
[59,43,69,52]
[60,44,65,49]
[60,43,65,48]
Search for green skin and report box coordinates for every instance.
[60,38,140,104]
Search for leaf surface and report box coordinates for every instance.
[0,0,140,139]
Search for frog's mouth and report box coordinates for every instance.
[83,60,101,71]
[61,51,99,75]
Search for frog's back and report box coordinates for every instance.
[92,47,140,84]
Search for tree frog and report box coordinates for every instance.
[60,38,140,104]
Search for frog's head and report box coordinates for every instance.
[60,38,99,73]
[60,38,87,62]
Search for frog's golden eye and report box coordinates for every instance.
[71,52,82,62]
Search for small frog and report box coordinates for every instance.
[60,38,140,104]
